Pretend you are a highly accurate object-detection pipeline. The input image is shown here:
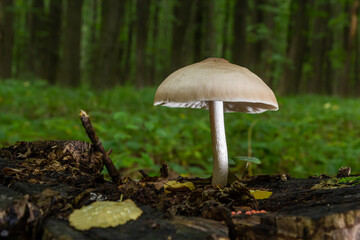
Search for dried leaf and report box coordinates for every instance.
[2,167,25,175]
[69,199,142,230]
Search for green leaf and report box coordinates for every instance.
[233,156,261,164]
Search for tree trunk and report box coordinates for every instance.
[324,22,334,95]
[85,0,99,86]
[135,0,151,88]
[339,0,359,96]
[149,0,160,85]
[58,0,83,86]
[0,0,14,79]
[221,0,231,59]
[123,0,135,85]
[232,0,248,66]
[308,0,331,94]
[26,0,45,78]
[193,0,203,63]
[278,0,309,95]
[203,0,216,58]
[46,0,62,84]
[92,0,124,88]
[260,0,276,87]
[170,0,193,72]
[354,1,360,96]
[26,0,61,84]
[247,0,265,73]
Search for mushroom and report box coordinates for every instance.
[154,58,278,186]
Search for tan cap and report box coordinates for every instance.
[154,58,278,113]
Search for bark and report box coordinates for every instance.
[170,0,193,72]
[308,0,331,94]
[58,0,83,86]
[232,0,248,66]
[0,0,14,79]
[92,0,125,88]
[278,0,309,95]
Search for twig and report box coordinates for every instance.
[160,162,169,178]
[79,110,121,184]
[139,169,149,179]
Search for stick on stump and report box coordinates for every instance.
[79,110,121,184]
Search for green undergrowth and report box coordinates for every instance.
[1,79,360,179]
[338,176,360,184]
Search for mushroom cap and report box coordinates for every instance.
[154,58,279,113]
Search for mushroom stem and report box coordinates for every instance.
[209,101,228,186]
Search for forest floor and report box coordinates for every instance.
[1,140,360,240]
[3,80,360,179]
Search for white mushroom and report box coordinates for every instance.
[154,58,278,186]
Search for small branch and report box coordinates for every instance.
[139,169,149,179]
[79,110,121,184]
[160,162,168,178]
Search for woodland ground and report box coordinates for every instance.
[1,79,360,179]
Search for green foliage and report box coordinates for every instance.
[233,157,261,165]
[1,80,360,178]
[338,176,360,185]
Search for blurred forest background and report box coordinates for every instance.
[1,0,360,179]
[0,0,359,95]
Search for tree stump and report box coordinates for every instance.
[1,141,360,240]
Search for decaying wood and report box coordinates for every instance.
[79,110,121,184]
[232,176,360,239]
[42,210,228,240]
[1,141,360,240]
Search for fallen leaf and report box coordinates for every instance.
[69,199,142,230]
[164,181,195,193]
[250,190,272,200]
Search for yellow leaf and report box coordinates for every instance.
[164,180,195,193]
[69,199,142,230]
[250,190,272,200]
